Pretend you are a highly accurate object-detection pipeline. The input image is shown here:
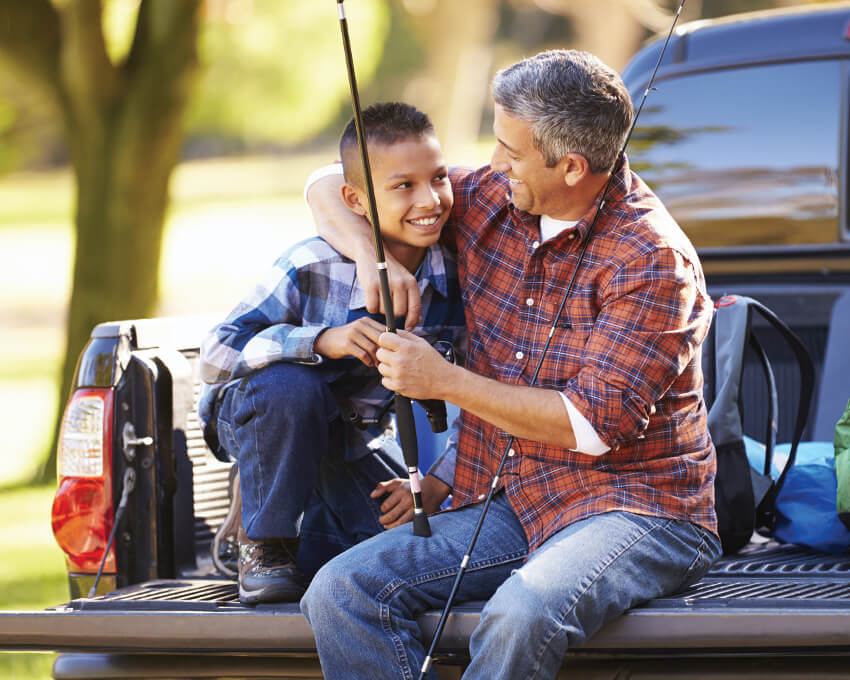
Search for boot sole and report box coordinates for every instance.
[238,581,306,605]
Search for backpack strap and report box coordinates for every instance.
[745,298,816,497]
[748,331,778,477]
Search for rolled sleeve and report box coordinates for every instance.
[561,248,711,447]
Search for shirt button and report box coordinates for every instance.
[508,448,515,457]
[568,232,577,240]
[477,493,486,500]
[526,298,534,306]
[515,351,524,360]
[532,240,540,249]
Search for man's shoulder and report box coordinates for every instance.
[450,164,504,193]
[449,165,510,226]
[612,173,701,265]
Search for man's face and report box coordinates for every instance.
[490,105,571,218]
[354,134,452,267]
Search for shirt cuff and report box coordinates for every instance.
[427,452,455,487]
[304,163,344,204]
[559,392,611,456]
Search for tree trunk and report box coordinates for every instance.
[39,0,203,482]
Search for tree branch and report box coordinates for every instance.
[60,0,121,126]
[0,0,63,96]
[122,0,202,127]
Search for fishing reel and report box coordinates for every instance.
[347,338,455,433]
[414,340,455,433]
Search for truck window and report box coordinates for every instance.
[627,60,841,248]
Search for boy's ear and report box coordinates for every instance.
[340,183,368,217]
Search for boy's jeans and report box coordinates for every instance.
[214,361,406,578]
[301,492,721,679]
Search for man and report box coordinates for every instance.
[301,50,720,679]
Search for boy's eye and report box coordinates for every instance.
[433,172,448,182]
[393,181,411,189]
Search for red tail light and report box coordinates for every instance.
[51,388,116,573]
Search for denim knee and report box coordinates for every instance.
[237,362,339,427]
[301,550,361,627]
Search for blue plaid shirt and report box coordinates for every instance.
[198,237,466,444]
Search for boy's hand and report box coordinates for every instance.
[371,474,452,529]
[354,243,423,331]
[314,317,386,366]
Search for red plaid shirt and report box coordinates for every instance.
[444,158,717,552]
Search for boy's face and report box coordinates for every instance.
[344,133,452,269]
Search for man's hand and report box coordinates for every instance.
[354,243,422,331]
[371,474,452,529]
[314,317,385,366]
[376,330,453,400]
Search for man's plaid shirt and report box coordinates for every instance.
[198,238,466,438]
[445,158,717,552]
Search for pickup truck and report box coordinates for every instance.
[3,4,850,678]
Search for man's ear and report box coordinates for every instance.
[561,153,591,187]
[340,183,368,216]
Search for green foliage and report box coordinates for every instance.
[189,0,390,146]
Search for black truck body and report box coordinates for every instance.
[3,5,850,678]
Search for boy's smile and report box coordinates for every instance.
[344,133,452,272]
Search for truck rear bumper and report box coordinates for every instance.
[4,592,850,654]
[4,544,850,675]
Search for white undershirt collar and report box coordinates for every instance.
[540,215,578,243]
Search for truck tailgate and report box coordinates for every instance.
[3,544,850,655]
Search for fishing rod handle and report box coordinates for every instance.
[396,393,432,537]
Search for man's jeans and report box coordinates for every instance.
[301,492,721,679]
[215,362,406,578]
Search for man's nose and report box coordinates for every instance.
[491,145,508,172]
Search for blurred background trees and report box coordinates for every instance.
[0,0,833,483]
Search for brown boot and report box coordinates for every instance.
[237,527,306,605]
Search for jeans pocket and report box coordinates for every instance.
[681,526,721,589]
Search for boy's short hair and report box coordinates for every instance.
[340,102,436,187]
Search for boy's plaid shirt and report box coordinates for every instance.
[445,158,717,553]
[198,238,466,434]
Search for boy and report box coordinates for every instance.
[198,102,465,605]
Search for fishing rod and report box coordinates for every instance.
[336,0,431,538]
[418,1,687,675]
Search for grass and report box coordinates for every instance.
[0,484,68,679]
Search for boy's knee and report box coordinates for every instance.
[244,363,337,420]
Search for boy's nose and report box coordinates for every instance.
[414,185,440,208]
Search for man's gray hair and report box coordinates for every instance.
[492,50,633,174]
